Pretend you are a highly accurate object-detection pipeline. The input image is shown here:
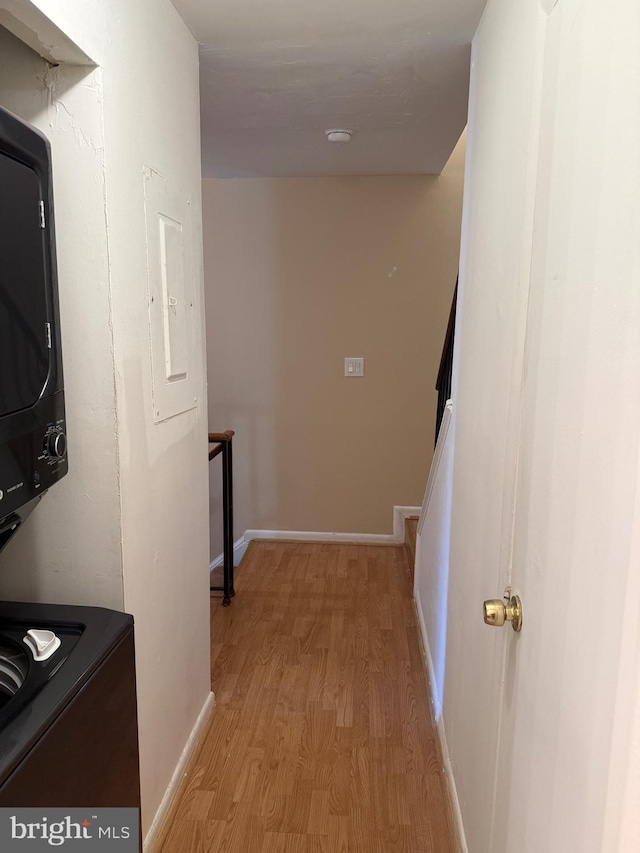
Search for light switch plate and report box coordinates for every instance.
[344,357,364,377]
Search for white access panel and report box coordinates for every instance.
[159,214,188,381]
[144,166,198,422]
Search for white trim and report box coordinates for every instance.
[414,594,468,853]
[143,691,216,853]
[393,505,423,542]
[209,535,249,572]
[419,400,453,536]
[241,506,422,549]
[0,1,96,65]
[210,507,422,569]
[244,529,399,545]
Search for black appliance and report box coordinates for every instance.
[0,107,141,845]
[0,105,67,553]
[0,602,140,814]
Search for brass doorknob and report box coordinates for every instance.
[483,592,523,632]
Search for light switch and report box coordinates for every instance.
[344,357,364,377]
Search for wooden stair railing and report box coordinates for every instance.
[208,430,235,606]
[435,280,457,446]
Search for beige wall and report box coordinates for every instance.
[203,136,465,554]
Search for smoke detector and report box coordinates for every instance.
[325,129,353,144]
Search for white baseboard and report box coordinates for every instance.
[209,535,249,572]
[393,505,422,542]
[144,691,216,852]
[209,507,423,573]
[414,595,468,853]
[243,528,399,545]
[240,506,423,549]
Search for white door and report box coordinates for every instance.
[490,1,640,850]
[449,0,640,851]
[444,0,548,848]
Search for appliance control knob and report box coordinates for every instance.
[46,430,67,459]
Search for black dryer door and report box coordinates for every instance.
[0,152,50,417]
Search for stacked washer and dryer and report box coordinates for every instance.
[0,106,141,821]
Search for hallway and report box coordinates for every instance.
[158,541,455,852]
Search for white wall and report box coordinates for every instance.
[414,402,453,722]
[0,28,123,610]
[0,2,210,839]
[100,1,211,834]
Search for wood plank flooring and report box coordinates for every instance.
[157,541,456,852]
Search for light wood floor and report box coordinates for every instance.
[157,541,456,852]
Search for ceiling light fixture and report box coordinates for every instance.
[325,129,353,144]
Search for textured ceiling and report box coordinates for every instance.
[171,0,487,178]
